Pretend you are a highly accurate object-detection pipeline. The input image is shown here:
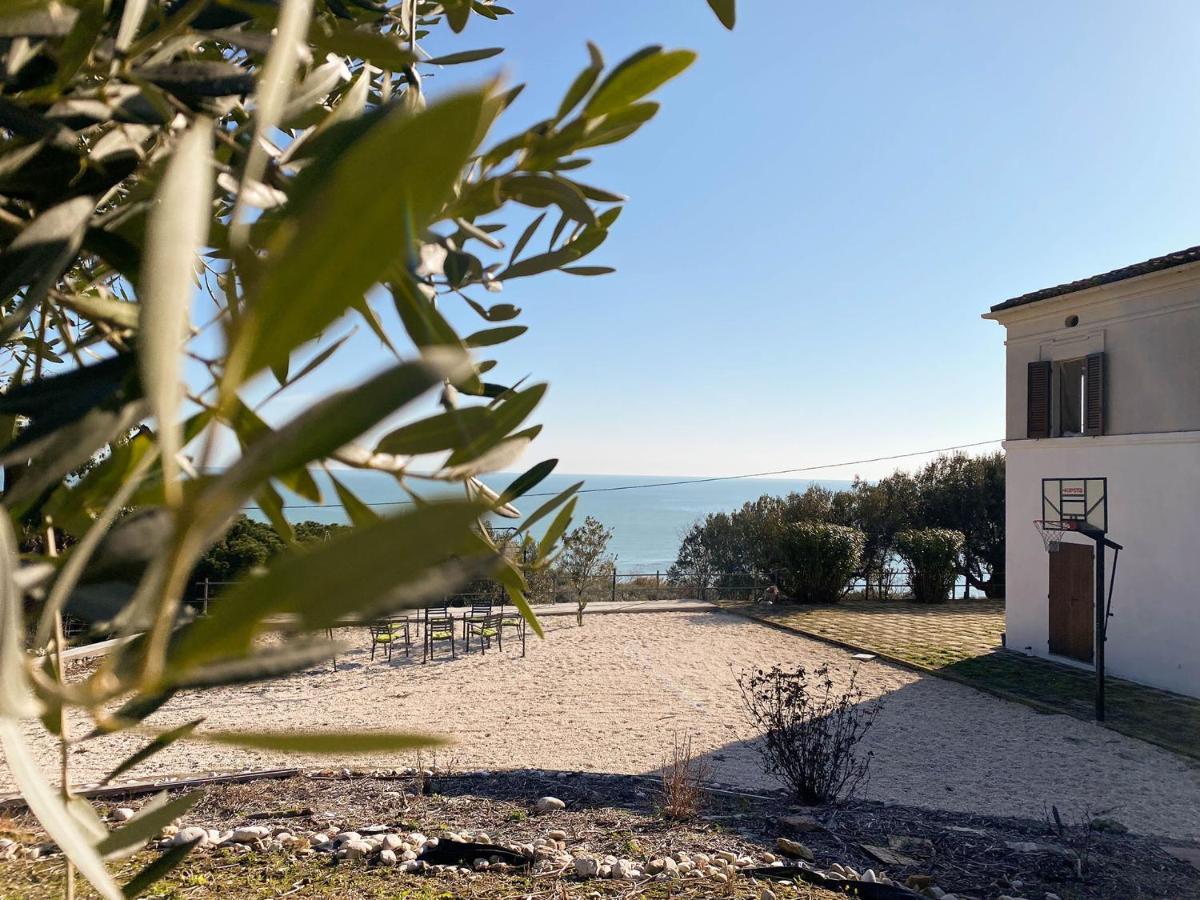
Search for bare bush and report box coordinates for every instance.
[736,664,880,805]
[1045,802,1106,879]
[658,733,712,820]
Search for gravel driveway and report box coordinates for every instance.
[6,610,1199,841]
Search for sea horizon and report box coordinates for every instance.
[259,470,855,572]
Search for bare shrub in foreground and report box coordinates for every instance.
[736,664,880,805]
[658,733,712,820]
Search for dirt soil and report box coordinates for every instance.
[2,769,1197,899]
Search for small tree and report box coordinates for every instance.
[776,522,864,604]
[895,528,964,603]
[559,515,614,625]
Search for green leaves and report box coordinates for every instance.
[102,722,203,787]
[97,791,202,858]
[171,500,490,668]
[377,407,491,455]
[138,118,212,507]
[121,840,197,898]
[0,195,94,340]
[0,719,122,899]
[197,357,463,538]
[443,383,547,469]
[556,42,603,122]
[0,512,38,717]
[0,4,728,898]
[229,90,494,381]
[706,0,736,29]
[426,48,504,65]
[502,174,595,226]
[310,23,417,70]
[584,48,696,118]
[501,459,557,504]
[466,325,527,347]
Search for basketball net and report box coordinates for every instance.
[1033,519,1075,553]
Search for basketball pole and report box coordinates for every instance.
[1084,529,1123,723]
[1093,534,1106,721]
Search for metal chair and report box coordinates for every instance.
[368,617,412,661]
[423,606,456,663]
[498,598,527,658]
[466,613,503,655]
[461,597,493,646]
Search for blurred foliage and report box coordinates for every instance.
[0,0,734,895]
[670,452,1005,598]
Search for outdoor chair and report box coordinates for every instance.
[423,607,457,663]
[466,613,503,655]
[498,599,527,658]
[461,597,493,644]
[368,617,412,661]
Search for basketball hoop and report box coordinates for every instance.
[1034,519,1076,552]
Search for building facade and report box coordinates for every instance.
[983,248,1200,698]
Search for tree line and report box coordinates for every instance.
[668,452,1005,600]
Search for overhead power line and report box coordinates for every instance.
[244,438,1003,512]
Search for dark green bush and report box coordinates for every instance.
[895,528,964,603]
[776,522,864,604]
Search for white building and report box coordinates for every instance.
[983,247,1200,699]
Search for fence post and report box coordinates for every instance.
[202,578,210,616]
[611,567,616,603]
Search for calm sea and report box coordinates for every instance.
[264,471,852,572]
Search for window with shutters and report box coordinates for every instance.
[1054,358,1086,436]
[1027,352,1105,439]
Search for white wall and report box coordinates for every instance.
[1005,433,1200,698]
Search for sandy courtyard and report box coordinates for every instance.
[5,609,1199,841]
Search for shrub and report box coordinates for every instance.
[657,733,712,820]
[736,665,880,805]
[775,522,864,604]
[895,528,964,603]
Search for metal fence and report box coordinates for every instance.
[191,565,988,615]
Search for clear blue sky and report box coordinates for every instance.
[245,0,1200,481]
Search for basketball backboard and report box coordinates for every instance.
[1041,477,1107,534]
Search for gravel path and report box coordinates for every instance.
[5,610,1199,840]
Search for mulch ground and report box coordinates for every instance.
[2,769,1197,899]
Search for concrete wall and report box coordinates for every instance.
[990,266,1200,440]
[1005,432,1200,698]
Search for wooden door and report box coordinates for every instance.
[1048,542,1093,662]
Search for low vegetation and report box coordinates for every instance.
[774,522,864,605]
[7,769,1194,900]
[735,665,880,805]
[895,528,965,604]
[656,734,711,821]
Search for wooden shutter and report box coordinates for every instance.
[1084,351,1105,435]
[1027,360,1052,438]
